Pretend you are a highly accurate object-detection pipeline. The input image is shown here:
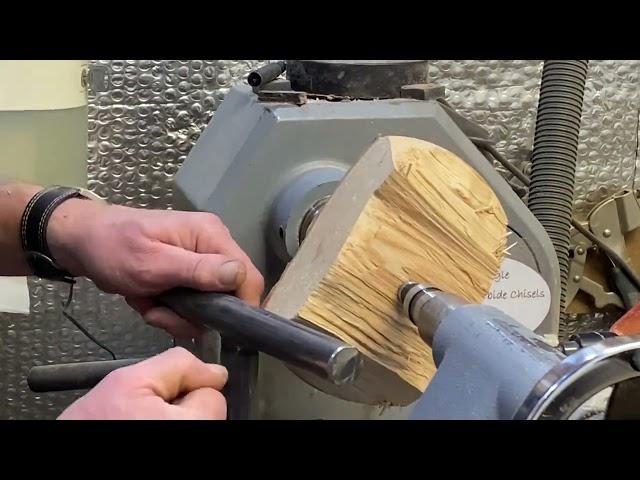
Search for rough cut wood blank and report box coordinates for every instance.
[264,136,508,405]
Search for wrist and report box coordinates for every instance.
[47,198,101,277]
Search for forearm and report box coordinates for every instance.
[0,182,42,275]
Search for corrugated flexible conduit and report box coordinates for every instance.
[527,60,589,338]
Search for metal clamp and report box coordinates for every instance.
[566,191,640,311]
[400,84,446,101]
[567,231,624,309]
[82,64,110,94]
[588,189,640,263]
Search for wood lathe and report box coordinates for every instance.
[171,60,561,418]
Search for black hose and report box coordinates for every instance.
[527,60,589,338]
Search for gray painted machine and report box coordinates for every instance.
[174,60,562,419]
[399,282,640,420]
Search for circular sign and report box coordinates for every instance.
[482,258,551,331]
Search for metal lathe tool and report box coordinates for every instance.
[399,282,640,420]
[27,289,361,393]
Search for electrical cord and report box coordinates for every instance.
[470,137,640,292]
[61,282,117,360]
[468,138,530,186]
[61,282,179,355]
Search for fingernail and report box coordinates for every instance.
[208,364,228,378]
[218,261,241,288]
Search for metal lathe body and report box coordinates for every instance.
[173,60,562,419]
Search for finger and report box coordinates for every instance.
[192,221,265,306]
[128,347,228,401]
[126,298,206,339]
[234,262,264,307]
[172,388,227,420]
[152,247,249,293]
[207,247,263,306]
[153,212,265,305]
[125,297,154,315]
[144,306,207,339]
[213,250,263,306]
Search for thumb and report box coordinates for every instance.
[128,347,228,401]
[157,246,247,292]
[172,388,227,420]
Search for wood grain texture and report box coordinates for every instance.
[265,136,508,405]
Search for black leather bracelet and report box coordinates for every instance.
[20,186,89,283]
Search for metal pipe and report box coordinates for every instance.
[28,290,361,393]
[219,341,258,420]
[157,289,361,385]
[247,61,286,89]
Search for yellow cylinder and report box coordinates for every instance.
[0,60,88,187]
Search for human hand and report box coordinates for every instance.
[58,347,228,420]
[47,199,264,338]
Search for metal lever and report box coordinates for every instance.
[28,358,144,392]
[28,290,361,392]
[247,61,286,90]
[157,289,361,385]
